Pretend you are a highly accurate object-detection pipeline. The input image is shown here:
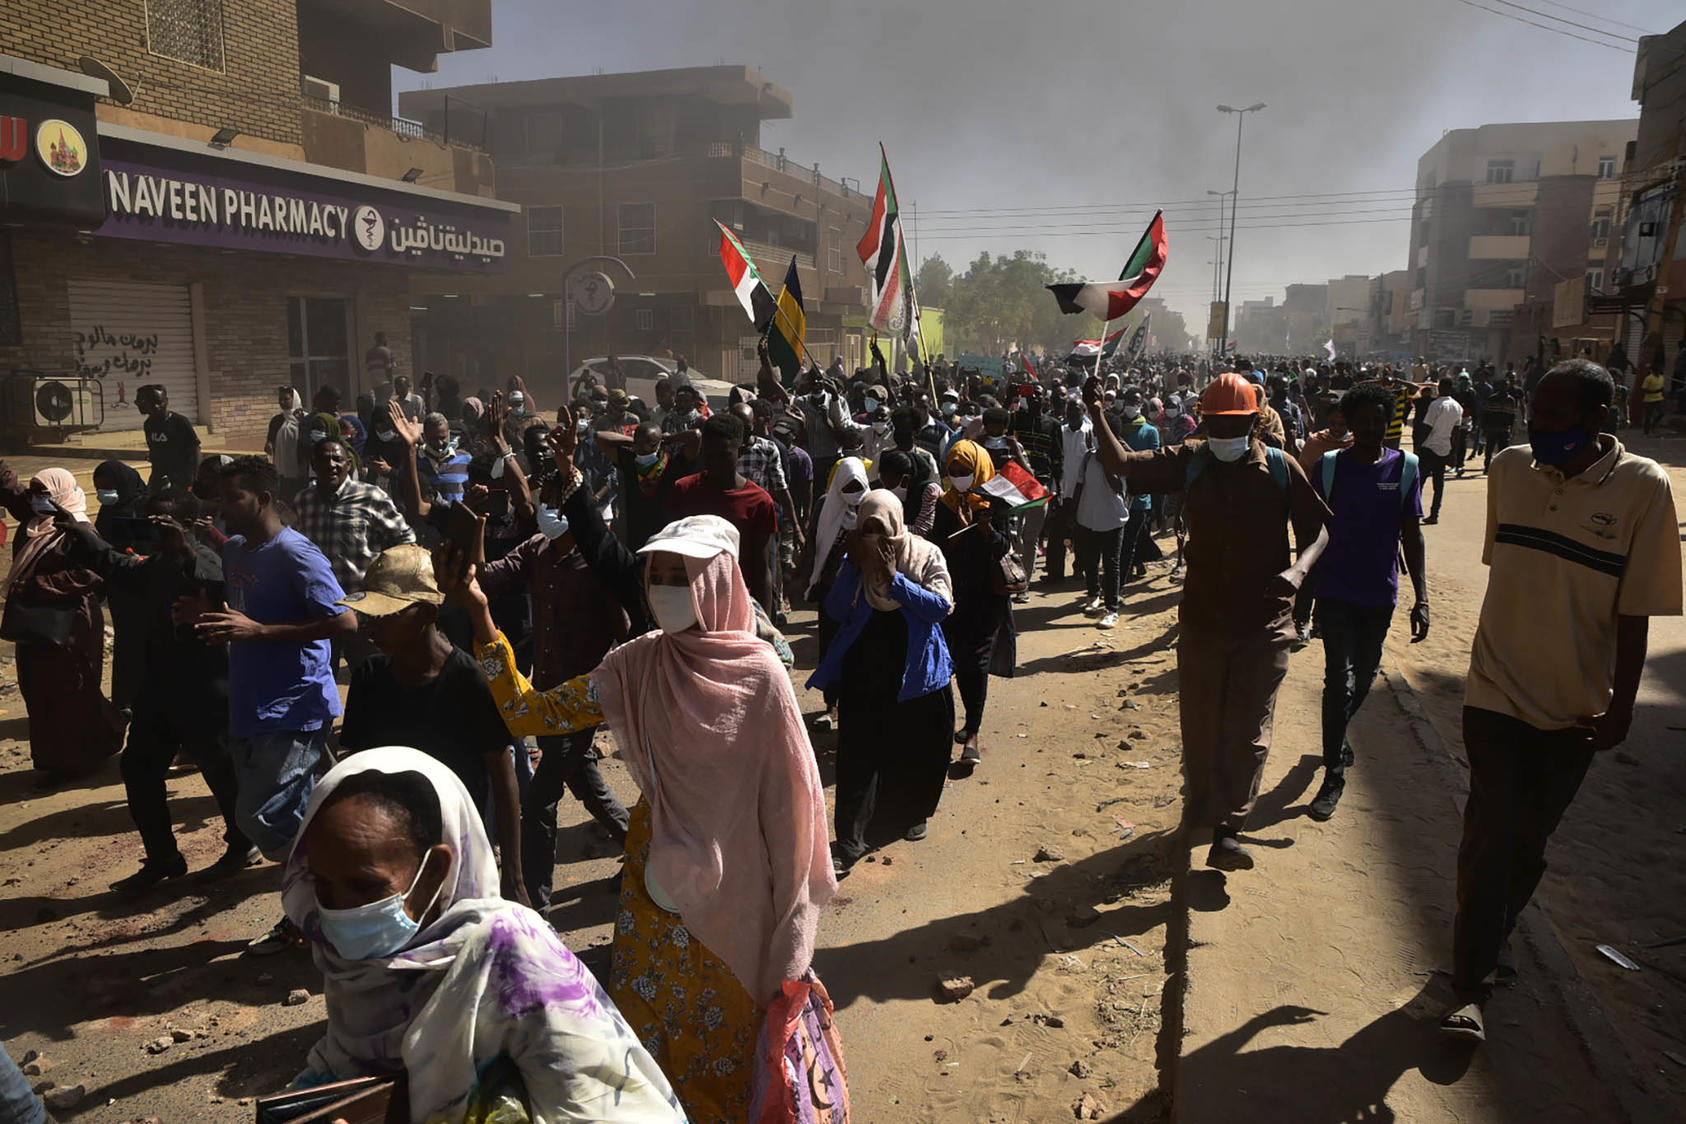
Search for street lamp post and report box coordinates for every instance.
[1216,103,1265,357]
[1207,189,1233,349]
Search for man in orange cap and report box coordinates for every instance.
[1084,372,1330,870]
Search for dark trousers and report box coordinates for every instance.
[1450,426,1467,472]
[522,727,631,909]
[1316,599,1394,772]
[1452,707,1595,996]
[1643,401,1664,435]
[1119,506,1150,579]
[1178,621,1293,835]
[121,704,245,864]
[835,685,954,861]
[1075,523,1124,609]
[1418,447,1448,517]
[1043,500,1076,580]
[1482,429,1511,470]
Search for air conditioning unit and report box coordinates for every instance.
[1,371,103,436]
[302,75,341,106]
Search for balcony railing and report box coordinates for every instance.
[301,94,487,152]
[709,142,859,200]
[740,239,815,271]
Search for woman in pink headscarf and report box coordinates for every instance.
[439,514,848,1124]
[0,465,126,779]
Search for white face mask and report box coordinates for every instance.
[949,473,975,493]
[843,487,866,507]
[1206,435,1251,463]
[871,421,890,435]
[1123,406,1143,420]
[864,396,881,412]
[647,584,697,633]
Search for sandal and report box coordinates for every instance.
[812,712,835,732]
[1439,1003,1485,1043]
[954,727,975,745]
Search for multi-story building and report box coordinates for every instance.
[1604,18,1686,373]
[1406,120,1634,364]
[0,0,511,440]
[398,67,876,399]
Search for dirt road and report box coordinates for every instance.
[1,434,1682,1122]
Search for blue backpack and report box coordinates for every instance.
[1319,449,1419,510]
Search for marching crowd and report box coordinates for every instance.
[0,333,1678,1121]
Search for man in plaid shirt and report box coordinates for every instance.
[293,438,416,593]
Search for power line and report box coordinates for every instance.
[916,215,1414,240]
[1447,0,1632,51]
[1480,0,1639,43]
[1526,0,1660,36]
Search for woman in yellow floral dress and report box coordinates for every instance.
[437,508,849,1124]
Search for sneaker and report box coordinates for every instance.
[1308,773,1346,822]
[960,740,982,765]
[1012,591,1031,604]
[1082,596,1106,616]
[204,843,262,879]
[1206,834,1255,871]
[1097,612,1119,629]
[110,854,188,893]
[1292,621,1312,650]
[904,821,928,842]
[247,915,300,956]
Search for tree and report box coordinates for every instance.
[942,250,1103,357]
[914,254,953,309]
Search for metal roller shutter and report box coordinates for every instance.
[67,279,199,431]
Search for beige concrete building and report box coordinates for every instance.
[1407,119,1634,363]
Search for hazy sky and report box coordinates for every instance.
[396,0,1679,338]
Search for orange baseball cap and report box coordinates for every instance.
[1201,372,1261,416]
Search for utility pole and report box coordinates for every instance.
[1216,103,1265,357]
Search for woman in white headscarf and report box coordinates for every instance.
[0,466,126,780]
[806,490,954,875]
[805,456,869,732]
[282,746,684,1123]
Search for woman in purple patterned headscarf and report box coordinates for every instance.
[281,746,684,1123]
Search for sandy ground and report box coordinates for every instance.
[1,433,1683,1122]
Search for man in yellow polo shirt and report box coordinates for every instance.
[1443,359,1681,1043]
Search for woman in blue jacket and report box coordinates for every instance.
[808,490,954,877]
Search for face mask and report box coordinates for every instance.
[871,421,890,435]
[982,435,1007,450]
[634,450,662,468]
[317,852,445,961]
[844,488,866,507]
[891,484,908,504]
[427,438,457,458]
[1529,426,1594,467]
[864,396,881,412]
[809,390,827,404]
[535,505,570,541]
[1123,406,1143,420]
[1206,435,1251,463]
[309,430,328,445]
[96,488,120,505]
[949,473,975,492]
[648,583,697,633]
[941,403,957,417]
[29,494,57,515]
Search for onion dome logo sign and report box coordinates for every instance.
[352,205,385,252]
[37,119,87,177]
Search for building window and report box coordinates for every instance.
[286,296,351,407]
[828,244,842,273]
[618,203,656,255]
[1587,268,1605,292]
[527,205,563,257]
[146,0,226,71]
[1485,160,1514,184]
[1507,211,1531,236]
[1597,155,1616,179]
[1505,263,1527,289]
[634,308,654,331]
[1591,217,1611,241]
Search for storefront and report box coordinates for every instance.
[0,71,517,440]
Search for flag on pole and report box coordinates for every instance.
[1323,338,1337,361]
[715,221,776,331]
[1020,352,1037,379]
[980,461,1051,510]
[1046,211,1168,320]
[1070,327,1127,359]
[767,256,807,383]
[1124,314,1152,363]
[858,144,913,337]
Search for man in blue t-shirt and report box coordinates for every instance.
[1306,382,1431,821]
[182,456,355,952]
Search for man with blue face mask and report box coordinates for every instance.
[1441,359,1680,1045]
[1085,372,1330,872]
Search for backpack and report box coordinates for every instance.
[1319,449,1419,511]
[1185,443,1291,505]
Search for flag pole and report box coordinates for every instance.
[878,143,938,406]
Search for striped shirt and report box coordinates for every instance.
[418,448,473,505]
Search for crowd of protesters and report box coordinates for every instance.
[0,325,1678,1121]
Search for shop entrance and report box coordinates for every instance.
[286,296,352,407]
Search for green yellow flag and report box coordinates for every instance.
[767,256,806,383]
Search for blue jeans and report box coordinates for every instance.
[1316,598,1395,772]
[0,1043,45,1124]
[230,728,329,861]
